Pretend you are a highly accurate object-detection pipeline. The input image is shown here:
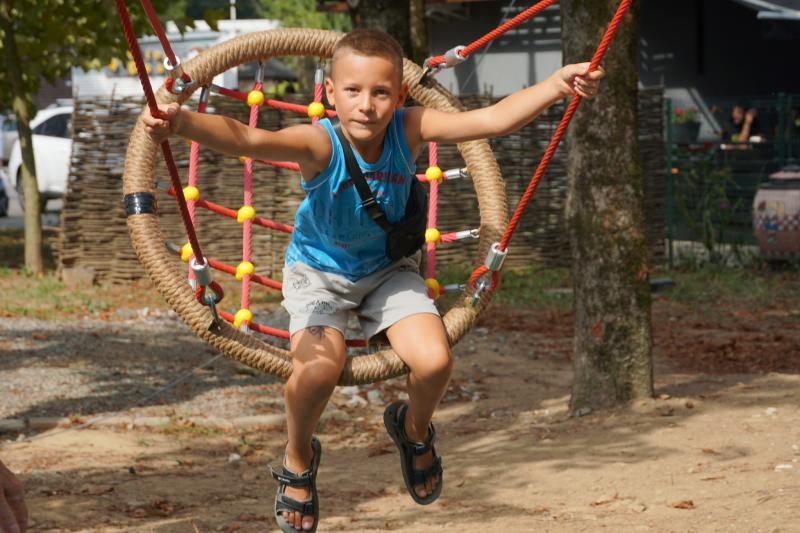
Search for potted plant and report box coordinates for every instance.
[672,106,701,143]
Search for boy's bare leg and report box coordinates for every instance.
[386,313,453,498]
[282,326,346,530]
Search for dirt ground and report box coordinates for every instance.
[2,289,800,532]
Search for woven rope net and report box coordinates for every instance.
[123,28,507,385]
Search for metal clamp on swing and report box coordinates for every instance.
[471,242,508,305]
[190,257,221,321]
[444,167,470,181]
[199,85,210,105]
[421,45,467,82]
[164,56,196,94]
[254,61,265,85]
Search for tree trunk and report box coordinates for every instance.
[408,0,428,66]
[352,0,412,58]
[0,3,44,274]
[561,0,653,412]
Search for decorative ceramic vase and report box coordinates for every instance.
[753,166,800,259]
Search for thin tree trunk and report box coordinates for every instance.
[408,0,428,66]
[561,0,653,412]
[0,3,44,274]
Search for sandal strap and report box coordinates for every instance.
[411,455,443,485]
[409,423,436,455]
[270,465,313,488]
[398,405,437,455]
[275,492,315,515]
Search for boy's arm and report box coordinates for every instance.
[405,62,603,148]
[142,103,331,180]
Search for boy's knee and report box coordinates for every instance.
[291,356,343,393]
[413,345,452,382]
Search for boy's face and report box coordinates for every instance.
[325,51,407,146]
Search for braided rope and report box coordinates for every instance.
[123,28,506,384]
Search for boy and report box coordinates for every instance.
[143,28,603,532]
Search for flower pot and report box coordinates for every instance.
[672,121,700,143]
[753,166,800,259]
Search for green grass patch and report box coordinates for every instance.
[662,265,800,307]
[434,263,573,311]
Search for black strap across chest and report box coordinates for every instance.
[332,119,394,233]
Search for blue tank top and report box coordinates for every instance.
[284,109,417,280]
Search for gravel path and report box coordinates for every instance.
[0,313,286,424]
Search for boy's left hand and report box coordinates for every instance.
[559,62,605,99]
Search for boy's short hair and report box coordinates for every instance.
[332,29,405,80]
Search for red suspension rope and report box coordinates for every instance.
[138,0,191,82]
[470,0,634,293]
[426,0,558,70]
[114,0,208,266]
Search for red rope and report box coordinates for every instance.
[426,0,558,69]
[470,0,633,292]
[138,0,191,82]
[215,86,337,118]
[114,0,208,266]
[163,188,294,233]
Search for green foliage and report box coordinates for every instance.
[0,1,176,113]
[673,106,700,124]
[184,0,262,20]
[258,0,351,32]
[674,149,744,263]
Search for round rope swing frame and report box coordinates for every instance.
[123,28,508,385]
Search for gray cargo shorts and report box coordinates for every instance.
[281,255,440,340]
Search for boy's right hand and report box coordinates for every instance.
[141,103,182,143]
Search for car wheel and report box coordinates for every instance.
[0,186,8,217]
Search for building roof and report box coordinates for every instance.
[730,0,800,20]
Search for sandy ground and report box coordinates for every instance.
[2,300,800,532]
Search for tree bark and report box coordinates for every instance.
[352,0,412,58]
[0,3,44,274]
[408,0,428,66]
[561,0,653,412]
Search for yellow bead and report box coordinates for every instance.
[238,155,248,163]
[425,227,441,244]
[182,185,200,201]
[237,205,256,223]
[425,166,443,182]
[425,278,441,299]
[233,308,253,329]
[180,242,193,262]
[235,261,255,281]
[307,101,326,118]
[246,90,265,106]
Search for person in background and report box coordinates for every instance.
[0,459,27,533]
[726,103,763,142]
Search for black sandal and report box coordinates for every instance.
[270,436,322,532]
[383,401,443,505]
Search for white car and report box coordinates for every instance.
[1,114,17,165]
[7,105,73,211]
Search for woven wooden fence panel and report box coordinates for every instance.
[57,88,664,283]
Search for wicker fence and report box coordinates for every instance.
[57,88,664,284]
